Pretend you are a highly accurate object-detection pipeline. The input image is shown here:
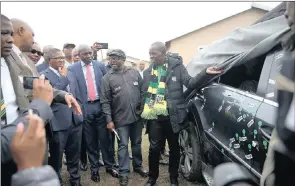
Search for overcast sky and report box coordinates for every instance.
[1,2,281,61]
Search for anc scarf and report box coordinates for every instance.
[141,63,169,120]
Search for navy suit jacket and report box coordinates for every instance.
[42,68,83,131]
[68,60,107,115]
[37,61,49,74]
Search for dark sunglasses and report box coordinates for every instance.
[31,49,43,56]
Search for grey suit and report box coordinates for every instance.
[1,99,54,186]
[4,50,68,114]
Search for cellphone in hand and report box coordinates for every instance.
[94,42,108,49]
[23,76,39,89]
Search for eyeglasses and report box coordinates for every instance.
[50,56,65,60]
[31,49,43,56]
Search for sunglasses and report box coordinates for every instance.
[31,49,43,56]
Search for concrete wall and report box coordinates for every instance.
[167,8,266,65]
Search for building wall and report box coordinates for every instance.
[167,8,266,65]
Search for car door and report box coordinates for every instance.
[250,47,285,176]
[201,83,263,172]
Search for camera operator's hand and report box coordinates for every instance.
[10,110,46,171]
[58,66,67,77]
[33,75,53,105]
[92,42,102,52]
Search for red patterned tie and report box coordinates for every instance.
[86,64,96,101]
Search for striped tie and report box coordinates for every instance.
[0,98,6,123]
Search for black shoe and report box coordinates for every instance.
[80,162,88,171]
[129,154,133,160]
[91,172,100,183]
[144,178,156,186]
[106,168,119,178]
[170,178,179,186]
[134,168,148,177]
[119,176,129,186]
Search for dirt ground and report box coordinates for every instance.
[61,131,206,186]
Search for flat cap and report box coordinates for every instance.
[107,49,126,59]
[63,43,76,49]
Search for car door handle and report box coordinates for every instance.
[260,128,271,139]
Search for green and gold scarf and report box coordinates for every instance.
[141,63,169,120]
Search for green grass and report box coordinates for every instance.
[61,130,205,186]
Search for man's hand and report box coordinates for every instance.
[206,66,223,75]
[10,110,46,171]
[65,94,82,115]
[33,75,53,105]
[107,121,115,132]
[92,42,102,52]
[58,67,67,77]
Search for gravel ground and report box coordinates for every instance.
[61,131,206,186]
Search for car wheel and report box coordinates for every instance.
[179,121,203,182]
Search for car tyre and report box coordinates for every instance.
[179,121,203,182]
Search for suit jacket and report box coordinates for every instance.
[42,68,83,131]
[4,50,67,114]
[68,60,107,114]
[1,99,53,186]
[23,54,38,76]
[37,61,49,74]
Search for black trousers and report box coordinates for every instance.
[83,102,115,173]
[48,124,82,184]
[147,119,180,181]
[80,129,88,164]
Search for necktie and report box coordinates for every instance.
[0,89,7,125]
[86,64,96,101]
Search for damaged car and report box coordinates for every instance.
[179,2,291,185]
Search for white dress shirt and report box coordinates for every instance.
[139,70,144,79]
[81,61,99,100]
[1,58,19,124]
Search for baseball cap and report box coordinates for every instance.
[63,43,76,49]
[108,49,126,60]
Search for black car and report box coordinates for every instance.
[179,3,291,186]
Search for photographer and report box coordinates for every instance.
[1,75,60,185]
[10,111,60,186]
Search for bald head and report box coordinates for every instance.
[77,44,93,64]
[10,18,34,52]
[42,45,54,62]
[149,41,167,65]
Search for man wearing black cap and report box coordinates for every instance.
[63,43,76,68]
[100,49,148,186]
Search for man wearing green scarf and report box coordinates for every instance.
[142,42,222,186]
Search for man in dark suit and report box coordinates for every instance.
[37,45,54,73]
[41,48,83,186]
[68,44,118,183]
